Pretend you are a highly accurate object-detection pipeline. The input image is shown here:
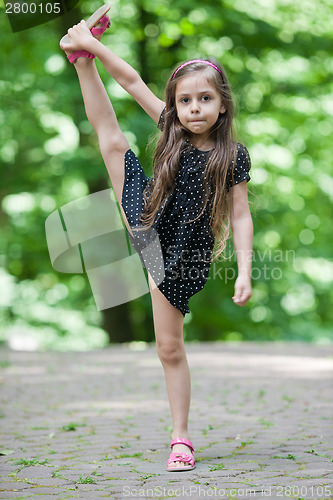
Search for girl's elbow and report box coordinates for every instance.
[230,208,252,224]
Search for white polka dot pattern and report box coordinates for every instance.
[121,142,250,315]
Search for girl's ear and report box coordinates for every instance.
[220,103,226,114]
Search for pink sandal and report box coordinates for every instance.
[166,438,195,472]
[66,15,111,63]
[60,4,111,64]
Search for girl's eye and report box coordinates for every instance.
[179,96,211,103]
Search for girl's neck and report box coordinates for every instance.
[187,136,215,152]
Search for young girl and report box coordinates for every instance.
[60,12,253,472]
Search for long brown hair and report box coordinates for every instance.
[140,58,238,262]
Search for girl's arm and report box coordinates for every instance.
[61,21,165,124]
[229,181,253,306]
[93,44,165,124]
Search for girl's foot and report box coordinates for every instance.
[167,437,195,471]
[60,14,110,63]
[61,24,100,62]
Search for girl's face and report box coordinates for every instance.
[175,72,226,142]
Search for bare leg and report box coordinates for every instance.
[148,275,194,469]
[73,58,129,208]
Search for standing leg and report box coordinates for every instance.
[148,275,194,469]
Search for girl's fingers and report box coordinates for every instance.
[68,20,86,33]
[233,296,243,305]
[232,291,242,304]
[60,19,91,52]
[232,287,251,306]
[232,284,243,302]
[65,20,91,42]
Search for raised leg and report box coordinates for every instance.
[148,275,194,469]
[73,58,129,210]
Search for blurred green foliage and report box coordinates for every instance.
[0,0,332,349]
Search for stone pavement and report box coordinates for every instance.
[0,341,332,500]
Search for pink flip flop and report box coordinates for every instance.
[90,15,111,36]
[66,15,111,64]
[60,4,111,64]
[166,438,195,472]
[60,4,110,45]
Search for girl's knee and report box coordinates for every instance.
[99,130,129,157]
[156,338,184,366]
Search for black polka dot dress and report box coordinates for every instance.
[121,113,251,316]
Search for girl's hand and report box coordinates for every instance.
[232,274,252,306]
[60,20,97,53]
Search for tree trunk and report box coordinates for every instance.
[87,178,135,343]
[101,303,134,343]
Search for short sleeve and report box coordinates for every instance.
[227,143,251,192]
[157,107,166,131]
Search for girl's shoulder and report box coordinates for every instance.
[226,142,251,191]
[158,107,166,131]
[234,142,251,170]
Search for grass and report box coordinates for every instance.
[258,389,266,398]
[139,474,155,480]
[234,440,255,449]
[258,417,274,428]
[202,424,214,437]
[52,470,64,478]
[208,463,225,471]
[61,422,86,432]
[305,449,333,461]
[91,470,103,476]
[14,457,48,471]
[114,452,143,459]
[0,448,14,456]
[77,475,96,484]
[272,454,297,460]
[282,394,295,403]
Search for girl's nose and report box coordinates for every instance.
[191,101,200,113]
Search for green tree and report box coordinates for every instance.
[0,0,332,349]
